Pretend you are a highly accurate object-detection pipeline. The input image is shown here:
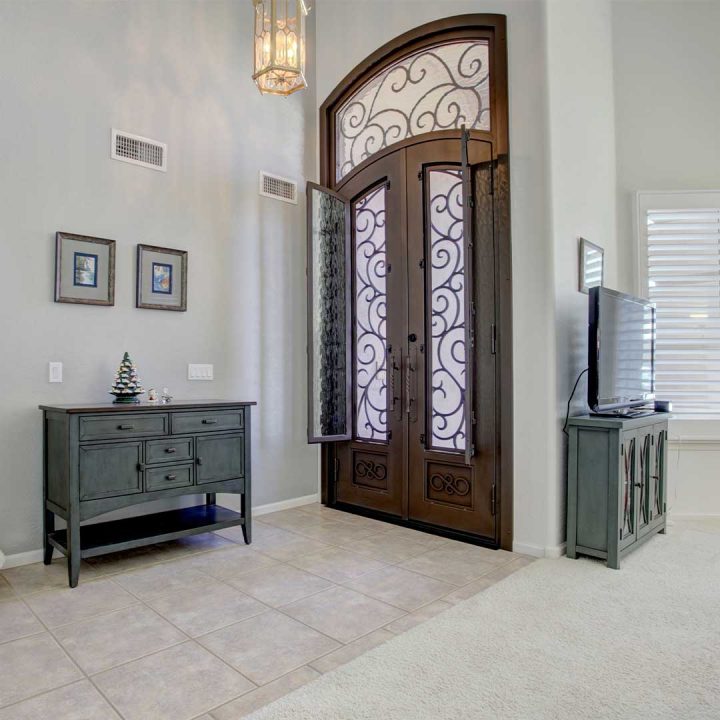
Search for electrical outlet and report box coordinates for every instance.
[188,363,213,381]
[49,362,63,383]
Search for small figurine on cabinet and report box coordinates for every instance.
[147,388,159,403]
[161,387,173,404]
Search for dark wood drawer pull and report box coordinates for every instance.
[165,447,177,454]
[165,474,177,481]
[118,424,135,430]
[202,419,218,425]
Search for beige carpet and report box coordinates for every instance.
[247,521,720,719]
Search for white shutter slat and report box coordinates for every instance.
[646,205,720,415]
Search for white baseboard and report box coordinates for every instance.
[1,549,43,570]
[253,493,319,516]
[0,493,320,571]
[513,540,567,559]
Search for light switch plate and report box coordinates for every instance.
[49,362,63,383]
[188,363,213,381]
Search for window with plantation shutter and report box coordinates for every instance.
[638,192,720,417]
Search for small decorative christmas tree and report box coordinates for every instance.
[110,352,145,404]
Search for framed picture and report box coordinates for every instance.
[579,237,604,294]
[55,232,115,305]
[136,244,187,311]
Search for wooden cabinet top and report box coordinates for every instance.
[39,400,257,414]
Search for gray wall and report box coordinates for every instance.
[0,0,319,556]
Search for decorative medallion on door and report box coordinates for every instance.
[353,451,389,492]
[426,461,473,509]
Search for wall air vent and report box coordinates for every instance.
[259,171,298,204]
[111,129,167,172]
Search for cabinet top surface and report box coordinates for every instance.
[568,412,670,429]
[39,400,257,414]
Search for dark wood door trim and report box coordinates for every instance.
[318,14,513,551]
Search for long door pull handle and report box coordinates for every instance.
[118,424,135,430]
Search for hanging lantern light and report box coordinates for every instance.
[253,0,309,96]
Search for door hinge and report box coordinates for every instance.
[490,485,497,516]
[420,433,425,446]
[388,430,393,440]
[490,324,496,355]
[419,258,425,269]
[619,528,623,540]
[417,170,423,181]
[621,443,624,456]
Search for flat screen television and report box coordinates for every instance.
[588,287,656,413]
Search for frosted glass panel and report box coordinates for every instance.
[428,169,466,451]
[354,185,388,441]
[335,41,490,181]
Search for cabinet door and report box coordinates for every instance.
[650,424,667,521]
[637,430,653,537]
[196,434,244,484]
[619,431,638,549]
[79,442,143,500]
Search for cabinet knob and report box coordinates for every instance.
[165,448,177,454]
[118,424,135,430]
[202,419,218,425]
[166,474,177,481]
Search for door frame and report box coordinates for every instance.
[317,14,513,551]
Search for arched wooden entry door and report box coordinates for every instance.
[307,15,512,549]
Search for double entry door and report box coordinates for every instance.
[308,136,498,543]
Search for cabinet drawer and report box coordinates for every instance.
[172,410,243,435]
[145,463,194,492]
[80,413,168,441]
[196,434,244,484]
[146,437,194,464]
[80,442,143,500]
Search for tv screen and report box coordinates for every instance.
[588,287,655,412]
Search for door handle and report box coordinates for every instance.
[389,348,402,421]
[405,349,418,423]
[118,424,135,430]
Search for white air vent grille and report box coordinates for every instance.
[259,171,298,204]
[111,129,167,172]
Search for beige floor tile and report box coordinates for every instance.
[344,566,454,611]
[153,533,235,560]
[481,555,535,581]
[441,575,500,604]
[296,503,350,520]
[147,581,268,637]
[1,559,98,596]
[288,546,388,583]
[112,561,211,601]
[0,599,44,644]
[224,525,298,553]
[330,513,392,532]
[440,540,518,565]
[0,680,121,720]
[0,576,15,602]
[339,533,436,564]
[399,545,496,585]
[259,536,332,562]
[280,586,405,643]
[25,578,138,628]
[54,604,185,674]
[228,564,332,608]
[293,521,378,545]
[309,628,394,673]
[198,610,339,686]
[183,546,277,581]
[211,666,320,720]
[384,599,453,633]
[84,546,165,575]
[379,525,451,548]
[94,641,254,720]
[0,634,82,708]
[257,509,331,532]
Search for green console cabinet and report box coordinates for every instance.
[40,400,255,587]
[566,413,669,569]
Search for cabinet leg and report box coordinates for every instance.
[67,519,81,588]
[43,508,54,565]
[206,493,216,506]
[241,492,251,545]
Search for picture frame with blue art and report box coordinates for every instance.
[136,244,187,311]
[55,232,115,306]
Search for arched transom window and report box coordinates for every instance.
[335,40,490,181]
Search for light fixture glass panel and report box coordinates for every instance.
[335,41,491,181]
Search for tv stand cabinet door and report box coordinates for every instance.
[618,430,638,550]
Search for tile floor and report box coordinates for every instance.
[0,504,532,720]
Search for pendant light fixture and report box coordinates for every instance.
[253,0,309,96]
